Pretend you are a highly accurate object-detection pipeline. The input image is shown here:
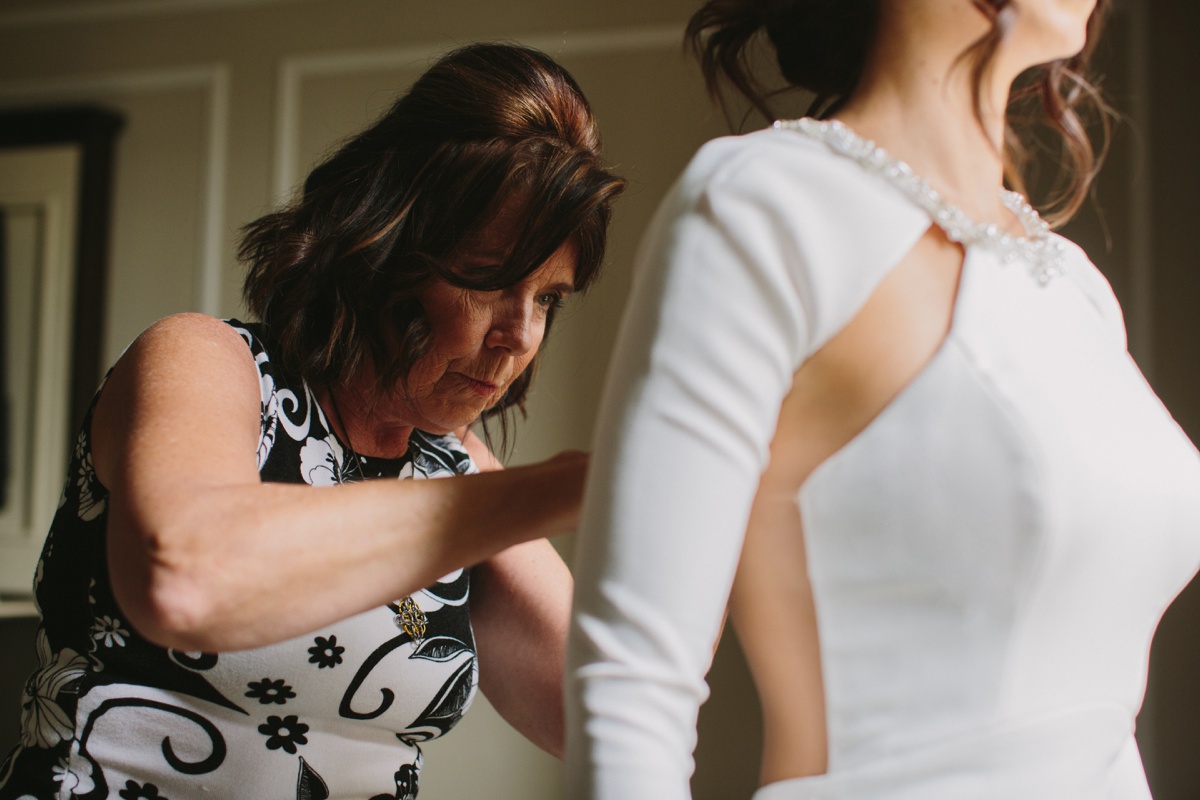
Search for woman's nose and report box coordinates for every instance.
[485,298,538,355]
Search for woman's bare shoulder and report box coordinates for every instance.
[128,312,254,358]
[92,313,262,483]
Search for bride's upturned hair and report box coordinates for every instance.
[686,0,1113,225]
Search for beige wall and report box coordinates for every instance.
[1,0,1198,798]
[1128,3,1200,797]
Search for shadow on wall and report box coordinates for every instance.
[693,632,763,798]
[0,616,39,758]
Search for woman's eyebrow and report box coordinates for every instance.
[545,280,576,295]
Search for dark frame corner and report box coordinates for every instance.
[0,105,124,437]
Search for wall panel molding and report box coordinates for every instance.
[0,0,317,29]
[272,23,685,201]
[0,64,231,315]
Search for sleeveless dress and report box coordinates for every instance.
[0,320,478,800]
[565,121,1200,799]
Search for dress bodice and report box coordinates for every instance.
[799,240,1200,797]
[566,122,1200,799]
[0,320,479,800]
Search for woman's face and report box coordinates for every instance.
[1008,0,1099,63]
[396,206,580,435]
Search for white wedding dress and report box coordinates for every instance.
[566,119,1200,799]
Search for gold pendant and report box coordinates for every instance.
[394,596,427,643]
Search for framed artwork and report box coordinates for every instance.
[0,107,122,595]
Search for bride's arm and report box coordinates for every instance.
[565,142,810,799]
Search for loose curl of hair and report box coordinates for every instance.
[240,43,625,444]
[686,0,1113,225]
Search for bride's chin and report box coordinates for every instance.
[1023,2,1097,60]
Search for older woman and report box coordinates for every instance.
[1,43,623,800]
[567,1,1200,799]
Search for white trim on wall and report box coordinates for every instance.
[201,65,231,316]
[272,23,686,201]
[0,64,231,316]
[0,0,318,29]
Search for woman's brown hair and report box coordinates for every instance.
[240,43,625,441]
[685,0,1113,225]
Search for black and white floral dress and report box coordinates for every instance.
[0,320,479,800]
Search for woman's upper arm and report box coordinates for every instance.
[91,314,264,628]
[459,425,574,754]
[93,313,262,492]
[472,537,572,757]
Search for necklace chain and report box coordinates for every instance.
[326,388,367,482]
[325,388,428,644]
[774,117,1067,285]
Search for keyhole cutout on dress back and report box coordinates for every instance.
[729,224,964,785]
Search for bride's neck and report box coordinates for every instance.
[833,10,1017,224]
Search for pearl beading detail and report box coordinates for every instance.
[774,117,1067,285]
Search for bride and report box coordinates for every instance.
[565,1,1200,798]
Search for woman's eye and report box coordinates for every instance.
[536,292,565,310]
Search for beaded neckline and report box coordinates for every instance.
[773,117,1067,285]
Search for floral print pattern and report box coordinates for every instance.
[0,321,479,799]
[73,430,107,522]
[255,365,278,471]
[19,631,88,750]
[117,779,167,800]
[257,714,310,754]
[307,636,345,669]
[369,763,420,800]
[90,616,130,649]
[299,435,347,487]
[244,678,296,705]
[50,753,94,796]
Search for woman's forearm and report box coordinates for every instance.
[107,454,584,653]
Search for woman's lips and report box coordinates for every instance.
[461,375,499,397]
